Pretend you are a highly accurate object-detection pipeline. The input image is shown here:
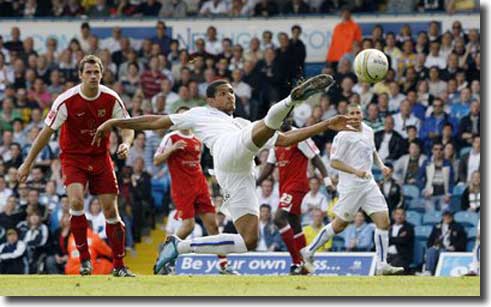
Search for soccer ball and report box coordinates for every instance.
[353,49,389,84]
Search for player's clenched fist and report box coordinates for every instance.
[17,162,32,183]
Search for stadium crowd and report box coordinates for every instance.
[0,6,480,276]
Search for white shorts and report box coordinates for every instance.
[212,122,277,222]
[333,182,388,222]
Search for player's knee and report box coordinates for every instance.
[244,234,258,251]
[69,198,84,211]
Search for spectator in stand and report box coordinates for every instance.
[200,0,228,16]
[443,142,460,183]
[256,178,280,214]
[23,212,49,273]
[420,210,467,275]
[0,229,27,274]
[150,21,171,57]
[136,0,162,16]
[419,98,455,152]
[425,41,447,70]
[204,26,222,56]
[0,196,26,230]
[253,0,279,16]
[378,162,403,215]
[375,115,406,162]
[140,56,165,98]
[458,100,480,146]
[393,100,421,138]
[303,208,333,252]
[300,177,328,225]
[282,0,311,15]
[256,204,284,251]
[45,213,70,274]
[364,103,384,133]
[461,170,480,213]
[343,211,374,252]
[387,208,414,273]
[326,8,362,68]
[458,135,480,184]
[450,87,473,121]
[87,0,110,17]
[419,142,454,213]
[86,198,106,240]
[159,0,188,17]
[388,82,406,113]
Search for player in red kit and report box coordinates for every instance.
[17,55,136,277]
[257,118,334,274]
[153,106,237,275]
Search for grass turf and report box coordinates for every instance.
[0,275,480,296]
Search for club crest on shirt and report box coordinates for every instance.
[97,109,106,117]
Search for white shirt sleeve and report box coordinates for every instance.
[44,96,68,130]
[297,138,320,159]
[266,149,276,164]
[168,112,193,130]
[330,133,350,161]
[111,93,130,119]
[154,133,173,157]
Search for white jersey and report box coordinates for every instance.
[331,122,377,193]
[169,105,276,157]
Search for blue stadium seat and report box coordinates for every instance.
[466,239,476,252]
[459,147,472,158]
[402,185,420,200]
[422,212,442,225]
[454,211,479,227]
[449,195,462,212]
[332,236,345,252]
[405,210,421,226]
[466,227,477,240]
[414,225,433,240]
[407,198,425,213]
[412,239,427,267]
[453,183,466,196]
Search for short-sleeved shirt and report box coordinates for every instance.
[267,136,319,193]
[331,122,376,192]
[44,84,129,156]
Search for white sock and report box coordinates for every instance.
[471,240,480,273]
[375,228,389,267]
[306,223,335,254]
[177,233,247,256]
[264,96,294,130]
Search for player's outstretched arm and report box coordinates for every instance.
[275,115,358,147]
[92,115,173,146]
[331,159,369,179]
[17,126,55,182]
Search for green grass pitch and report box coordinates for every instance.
[0,275,480,296]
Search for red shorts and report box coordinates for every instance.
[61,153,118,195]
[278,190,307,216]
[171,179,215,220]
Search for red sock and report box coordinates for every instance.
[294,232,307,251]
[218,255,228,269]
[70,214,90,262]
[280,225,302,265]
[106,221,126,269]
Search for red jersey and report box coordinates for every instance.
[267,137,319,193]
[44,84,129,156]
[155,131,207,191]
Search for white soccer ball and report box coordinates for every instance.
[353,49,389,84]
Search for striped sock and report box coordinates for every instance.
[306,223,335,253]
[177,233,247,255]
[375,228,388,266]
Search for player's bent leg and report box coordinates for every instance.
[370,211,404,275]
[98,193,135,277]
[301,216,348,272]
[176,218,195,239]
[66,183,92,275]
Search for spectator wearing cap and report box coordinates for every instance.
[418,142,454,213]
[326,8,362,68]
[387,208,414,272]
[0,229,27,274]
[378,162,403,215]
[420,210,467,275]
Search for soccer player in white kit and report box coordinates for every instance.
[92,75,358,274]
[301,103,404,275]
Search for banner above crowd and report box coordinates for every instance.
[0,13,479,63]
